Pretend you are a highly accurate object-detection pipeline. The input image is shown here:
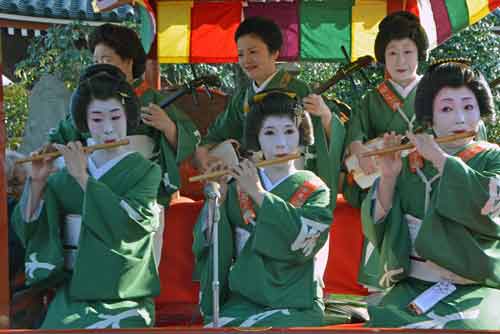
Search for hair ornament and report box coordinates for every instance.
[428,57,472,71]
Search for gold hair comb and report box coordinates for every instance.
[252,90,297,104]
[429,57,472,69]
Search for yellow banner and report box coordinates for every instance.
[351,0,386,60]
[157,1,193,63]
[465,0,490,25]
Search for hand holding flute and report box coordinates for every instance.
[368,130,476,175]
[189,153,301,183]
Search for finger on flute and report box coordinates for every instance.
[189,153,302,183]
[360,131,476,158]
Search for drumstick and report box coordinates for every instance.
[189,153,302,183]
[15,139,130,164]
[361,131,476,158]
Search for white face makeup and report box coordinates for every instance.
[237,34,279,86]
[258,115,300,161]
[384,38,419,87]
[87,98,127,146]
[432,86,480,147]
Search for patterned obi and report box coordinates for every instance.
[405,214,476,285]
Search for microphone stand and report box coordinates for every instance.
[204,182,221,328]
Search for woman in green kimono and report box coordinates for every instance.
[193,91,337,327]
[13,65,161,329]
[361,61,500,329]
[194,16,346,208]
[347,10,429,206]
[345,11,429,291]
[49,23,199,205]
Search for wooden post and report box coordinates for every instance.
[145,0,160,90]
[0,32,11,329]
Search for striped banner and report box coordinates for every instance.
[152,0,499,63]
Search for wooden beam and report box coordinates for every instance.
[0,33,11,329]
[0,18,49,30]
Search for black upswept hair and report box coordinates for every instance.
[88,23,146,80]
[415,61,494,125]
[244,90,314,152]
[234,16,283,54]
[374,11,429,64]
[70,64,140,133]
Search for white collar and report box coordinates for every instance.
[258,168,297,192]
[87,151,134,180]
[389,75,422,98]
[252,71,279,94]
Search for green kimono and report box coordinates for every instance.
[13,152,161,329]
[202,69,346,208]
[49,79,200,205]
[348,80,488,289]
[361,142,500,329]
[345,80,419,208]
[193,170,340,327]
[346,80,419,290]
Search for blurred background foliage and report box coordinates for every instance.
[5,12,499,150]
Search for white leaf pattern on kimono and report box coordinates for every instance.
[119,200,142,221]
[204,317,237,328]
[481,175,500,222]
[303,148,317,163]
[235,227,251,256]
[25,253,55,279]
[291,217,328,256]
[239,309,290,327]
[163,172,178,192]
[85,308,149,329]
[194,130,202,144]
[364,241,375,266]
[402,308,480,329]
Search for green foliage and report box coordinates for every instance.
[160,63,244,94]
[6,22,93,149]
[4,83,28,149]
[15,22,94,91]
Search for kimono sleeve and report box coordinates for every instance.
[48,116,89,144]
[12,182,66,287]
[361,179,407,251]
[82,162,161,242]
[168,105,201,162]
[346,92,373,145]
[435,151,500,237]
[361,179,411,286]
[314,109,346,206]
[201,89,246,146]
[155,105,200,201]
[252,184,332,263]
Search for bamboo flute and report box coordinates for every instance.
[15,139,130,164]
[189,153,301,183]
[361,131,476,158]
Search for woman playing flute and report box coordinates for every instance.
[193,90,343,327]
[12,65,161,329]
[361,61,500,329]
[49,23,199,206]
[194,16,346,209]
